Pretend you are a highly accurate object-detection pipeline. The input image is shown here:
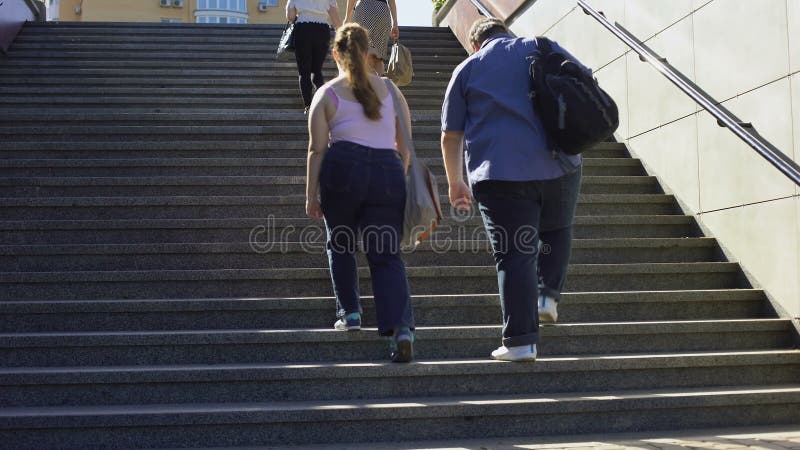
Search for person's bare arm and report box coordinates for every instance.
[306,90,332,220]
[328,5,342,29]
[344,0,356,23]
[388,0,399,40]
[441,130,471,211]
[286,0,297,22]
[390,82,412,171]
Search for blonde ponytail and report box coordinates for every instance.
[334,24,382,120]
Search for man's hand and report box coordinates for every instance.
[306,197,324,221]
[448,180,472,212]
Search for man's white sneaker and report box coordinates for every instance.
[490,343,537,362]
[538,295,558,323]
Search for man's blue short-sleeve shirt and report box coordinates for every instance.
[442,34,583,185]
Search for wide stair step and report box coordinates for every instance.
[2,350,798,406]
[1,320,794,366]
[1,20,796,447]
[2,386,799,449]
[0,290,772,332]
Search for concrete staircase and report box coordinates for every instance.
[0,21,798,448]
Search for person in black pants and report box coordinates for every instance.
[287,0,342,113]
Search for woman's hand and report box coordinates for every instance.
[391,25,400,41]
[306,196,324,221]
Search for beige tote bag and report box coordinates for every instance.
[386,41,414,87]
[384,79,442,249]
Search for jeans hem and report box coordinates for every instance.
[502,332,538,347]
[540,285,561,302]
[336,306,363,318]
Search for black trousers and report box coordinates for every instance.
[472,167,582,347]
[293,22,331,107]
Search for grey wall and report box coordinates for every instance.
[0,0,39,52]
[510,0,800,317]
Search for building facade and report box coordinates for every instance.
[54,0,347,24]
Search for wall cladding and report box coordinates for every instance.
[0,0,39,52]
[508,0,800,317]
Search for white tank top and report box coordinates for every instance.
[327,86,397,150]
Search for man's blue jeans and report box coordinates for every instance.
[472,167,582,347]
[319,141,414,337]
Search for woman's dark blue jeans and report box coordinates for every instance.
[472,167,582,347]
[319,141,414,336]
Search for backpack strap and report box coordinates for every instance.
[535,36,553,56]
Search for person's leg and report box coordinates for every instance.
[360,150,413,339]
[310,24,330,91]
[293,23,314,108]
[538,167,582,301]
[319,144,369,324]
[473,180,543,354]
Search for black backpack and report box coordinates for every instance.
[529,36,619,155]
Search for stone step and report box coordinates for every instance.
[0,110,441,125]
[0,59,459,72]
[0,95,445,109]
[0,67,454,80]
[19,23,452,37]
[0,215,697,245]
[2,350,798,407]
[0,157,647,177]
[5,385,798,448]
[0,175,661,197]
[0,77,451,89]
[0,121,441,141]
[0,290,770,332]
[0,193,679,220]
[0,141,629,159]
[8,42,466,55]
[0,319,791,366]
[0,237,719,272]
[0,125,442,137]
[12,35,463,49]
[0,86,448,99]
[0,263,745,301]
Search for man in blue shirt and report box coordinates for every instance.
[441,18,584,361]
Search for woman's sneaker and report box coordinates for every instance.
[491,343,537,362]
[538,294,558,323]
[390,327,414,363]
[333,312,361,331]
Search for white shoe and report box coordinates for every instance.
[538,294,558,323]
[491,344,537,362]
[333,312,361,331]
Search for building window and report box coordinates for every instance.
[196,0,248,23]
[47,0,61,20]
[161,18,183,23]
[197,16,247,24]
[197,0,247,12]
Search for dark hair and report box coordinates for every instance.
[468,17,508,47]
[334,24,382,120]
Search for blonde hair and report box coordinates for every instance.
[334,24,382,120]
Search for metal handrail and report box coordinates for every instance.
[577,0,800,186]
[467,0,492,17]
[465,0,800,186]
